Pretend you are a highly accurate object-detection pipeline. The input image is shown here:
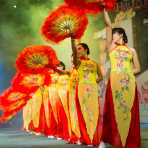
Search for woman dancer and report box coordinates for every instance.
[101,9,141,148]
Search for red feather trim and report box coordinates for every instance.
[64,0,116,14]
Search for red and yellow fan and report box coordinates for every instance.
[64,0,116,14]
[41,5,88,43]
[11,72,51,93]
[0,87,30,122]
[16,45,60,74]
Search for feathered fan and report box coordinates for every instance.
[11,72,51,93]
[64,0,116,14]
[41,5,88,43]
[16,45,60,74]
[0,87,30,122]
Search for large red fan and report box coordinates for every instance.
[64,0,116,14]
[0,87,30,122]
[41,5,88,43]
[16,45,60,74]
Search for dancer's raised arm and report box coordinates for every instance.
[103,9,112,49]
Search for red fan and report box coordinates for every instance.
[64,0,116,14]
[0,87,29,107]
[16,45,60,74]
[41,5,88,43]
[11,72,51,94]
[0,87,30,122]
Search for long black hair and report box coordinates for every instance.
[78,43,90,55]
[112,27,128,44]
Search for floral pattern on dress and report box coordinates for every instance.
[115,74,130,120]
[81,63,96,81]
[110,45,136,146]
[114,49,131,71]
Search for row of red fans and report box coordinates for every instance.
[0,0,116,122]
[0,45,60,122]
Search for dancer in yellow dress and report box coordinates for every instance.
[69,42,102,145]
[23,61,70,140]
[101,9,141,148]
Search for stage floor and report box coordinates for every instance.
[0,128,147,148]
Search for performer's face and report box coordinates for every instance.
[76,44,87,58]
[113,32,123,44]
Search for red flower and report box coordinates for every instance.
[16,45,60,73]
[41,5,88,43]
